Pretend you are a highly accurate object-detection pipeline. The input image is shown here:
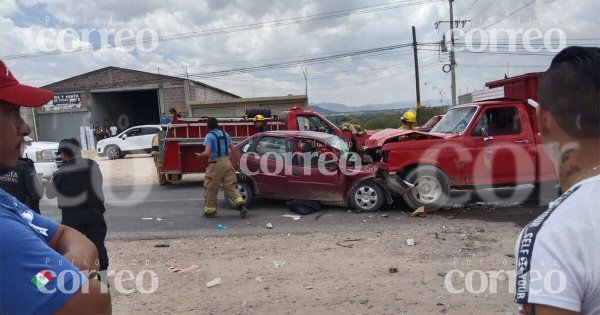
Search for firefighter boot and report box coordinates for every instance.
[204,207,217,218]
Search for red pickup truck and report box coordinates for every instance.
[365,73,558,211]
[159,106,372,182]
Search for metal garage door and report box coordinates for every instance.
[37,111,92,142]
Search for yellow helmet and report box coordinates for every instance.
[254,114,265,121]
[401,111,416,123]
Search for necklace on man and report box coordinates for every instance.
[573,164,600,184]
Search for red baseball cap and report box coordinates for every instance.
[0,59,54,107]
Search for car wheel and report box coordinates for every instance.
[349,181,384,212]
[401,166,450,212]
[225,182,254,208]
[106,146,121,160]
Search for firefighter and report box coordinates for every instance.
[151,131,168,185]
[399,111,416,130]
[45,138,109,275]
[194,117,247,218]
[254,114,270,133]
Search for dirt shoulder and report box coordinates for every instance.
[107,217,523,314]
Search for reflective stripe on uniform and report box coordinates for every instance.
[233,197,245,206]
[204,207,217,215]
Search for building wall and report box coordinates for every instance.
[189,82,238,103]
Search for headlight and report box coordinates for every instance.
[36,150,56,162]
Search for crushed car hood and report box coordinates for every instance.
[363,128,454,149]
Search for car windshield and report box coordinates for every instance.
[431,106,477,134]
[325,135,349,156]
[423,116,437,127]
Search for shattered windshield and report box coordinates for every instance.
[431,106,477,134]
[325,135,349,156]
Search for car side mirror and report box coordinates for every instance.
[121,134,127,140]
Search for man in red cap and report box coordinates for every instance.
[0,60,111,314]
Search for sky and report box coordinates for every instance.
[1,0,598,106]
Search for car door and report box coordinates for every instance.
[287,138,346,203]
[140,127,160,151]
[467,106,537,185]
[120,127,144,151]
[244,135,289,197]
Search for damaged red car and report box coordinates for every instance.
[229,131,411,212]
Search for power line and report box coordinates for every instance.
[2,0,443,60]
[187,43,414,78]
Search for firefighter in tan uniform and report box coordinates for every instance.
[151,132,167,185]
[195,117,247,218]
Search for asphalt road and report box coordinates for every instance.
[39,181,548,240]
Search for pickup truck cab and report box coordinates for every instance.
[366,73,558,211]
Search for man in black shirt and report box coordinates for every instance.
[46,138,109,274]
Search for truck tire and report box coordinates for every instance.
[349,181,385,212]
[401,166,450,212]
[106,146,122,160]
[246,108,272,119]
[225,182,254,208]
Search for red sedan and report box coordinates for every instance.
[229,131,411,212]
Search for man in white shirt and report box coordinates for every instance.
[109,124,117,137]
[515,46,600,314]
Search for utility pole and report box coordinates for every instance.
[301,66,308,96]
[449,0,457,106]
[412,26,421,125]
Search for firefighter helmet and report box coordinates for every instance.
[401,111,416,123]
[254,114,265,121]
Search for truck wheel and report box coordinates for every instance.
[402,166,450,212]
[246,108,272,119]
[349,181,384,212]
[226,182,254,208]
[106,146,121,160]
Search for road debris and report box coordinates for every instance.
[156,217,163,221]
[282,214,301,220]
[255,276,263,282]
[154,244,170,248]
[335,238,364,248]
[388,267,398,273]
[217,224,226,229]
[305,286,313,290]
[406,238,416,246]
[380,213,389,217]
[314,212,324,220]
[141,217,153,220]
[206,277,223,288]
[168,264,200,273]
[410,206,426,217]
[505,253,515,258]
[272,261,286,269]
[266,222,273,229]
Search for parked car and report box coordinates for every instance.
[416,115,443,132]
[228,131,411,212]
[22,136,60,180]
[96,125,161,159]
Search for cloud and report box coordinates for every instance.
[1,0,598,106]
